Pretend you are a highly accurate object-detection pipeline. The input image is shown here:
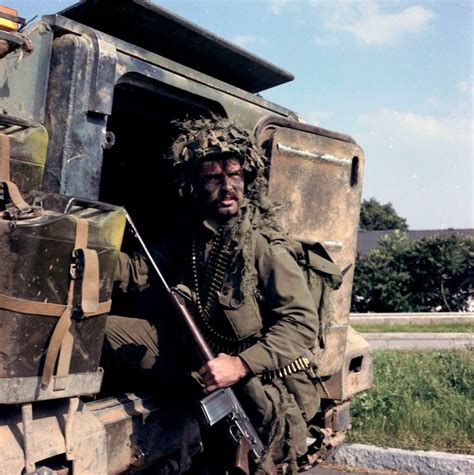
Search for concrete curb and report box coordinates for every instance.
[350,313,474,326]
[331,443,474,475]
[362,332,474,350]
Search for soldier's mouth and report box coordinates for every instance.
[219,195,237,207]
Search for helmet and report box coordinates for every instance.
[168,118,266,198]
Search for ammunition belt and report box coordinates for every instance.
[192,230,240,346]
[261,356,311,383]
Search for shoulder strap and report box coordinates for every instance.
[306,246,342,278]
[291,238,343,289]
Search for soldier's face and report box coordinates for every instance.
[197,157,244,220]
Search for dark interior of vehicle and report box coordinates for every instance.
[97,76,226,376]
[99,74,226,241]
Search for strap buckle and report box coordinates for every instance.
[70,250,86,320]
[70,249,85,280]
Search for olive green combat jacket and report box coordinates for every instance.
[115,223,318,376]
[221,231,318,376]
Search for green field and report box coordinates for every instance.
[352,322,474,333]
[348,349,474,454]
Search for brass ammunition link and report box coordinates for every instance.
[261,356,311,383]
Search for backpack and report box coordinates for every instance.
[290,239,343,368]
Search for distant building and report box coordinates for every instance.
[357,229,474,256]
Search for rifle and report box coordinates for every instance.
[124,211,276,475]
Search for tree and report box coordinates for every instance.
[405,234,473,312]
[351,231,413,313]
[359,198,409,231]
[351,232,473,313]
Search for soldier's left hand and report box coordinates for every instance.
[198,353,250,393]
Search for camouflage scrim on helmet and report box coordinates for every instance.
[167,118,266,198]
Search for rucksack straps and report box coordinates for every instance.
[292,239,342,288]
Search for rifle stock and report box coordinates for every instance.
[235,437,251,474]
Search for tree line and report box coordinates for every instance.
[351,198,473,313]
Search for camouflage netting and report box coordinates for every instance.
[168,117,266,199]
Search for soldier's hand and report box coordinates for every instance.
[198,353,250,393]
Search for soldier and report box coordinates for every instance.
[106,118,322,471]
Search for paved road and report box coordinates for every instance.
[362,332,473,350]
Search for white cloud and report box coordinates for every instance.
[268,0,293,15]
[458,80,474,95]
[327,3,436,45]
[312,35,339,46]
[268,1,436,45]
[306,110,334,126]
[358,108,472,146]
[427,97,440,108]
[230,35,263,48]
[353,107,473,229]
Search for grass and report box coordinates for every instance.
[352,322,474,333]
[348,349,474,454]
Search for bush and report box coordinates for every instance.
[351,232,473,313]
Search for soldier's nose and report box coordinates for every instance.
[222,176,233,191]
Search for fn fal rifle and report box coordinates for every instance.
[124,211,276,475]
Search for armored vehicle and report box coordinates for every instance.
[0,1,372,473]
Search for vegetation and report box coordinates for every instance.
[349,349,474,454]
[352,322,474,333]
[351,232,473,313]
[359,198,409,231]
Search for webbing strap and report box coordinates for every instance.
[81,249,100,313]
[41,217,103,388]
[0,134,37,216]
[54,219,90,388]
[0,134,10,181]
[41,290,74,387]
[0,292,111,317]
[53,218,89,391]
[55,327,74,389]
[2,180,30,211]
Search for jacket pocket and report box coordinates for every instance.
[217,290,262,340]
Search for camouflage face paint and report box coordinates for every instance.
[197,157,244,221]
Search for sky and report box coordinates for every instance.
[14,0,473,230]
